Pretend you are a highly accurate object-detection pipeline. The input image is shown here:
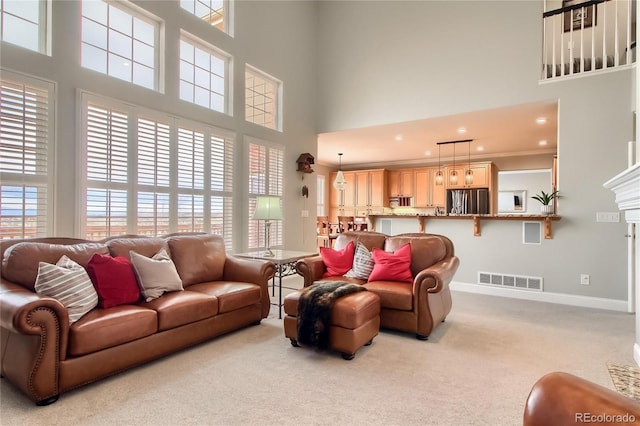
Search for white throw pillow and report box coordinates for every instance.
[345,242,375,280]
[130,248,183,302]
[35,255,99,324]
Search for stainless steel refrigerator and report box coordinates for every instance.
[446,188,489,215]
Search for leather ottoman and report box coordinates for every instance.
[283,288,380,360]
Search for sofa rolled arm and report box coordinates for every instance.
[223,256,276,318]
[295,255,325,287]
[0,279,69,404]
[413,256,460,293]
[523,372,640,426]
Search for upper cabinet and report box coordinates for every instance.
[414,167,446,208]
[388,169,414,197]
[445,162,491,189]
[355,169,388,215]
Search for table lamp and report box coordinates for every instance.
[252,196,283,257]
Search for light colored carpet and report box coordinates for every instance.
[1,276,635,426]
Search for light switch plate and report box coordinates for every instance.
[596,212,620,223]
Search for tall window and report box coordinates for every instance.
[0,0,48,54]
[317,175,325,216]
[81,0,159,90]
[247,139,284,250]
[81,92,234,248]
[245,65,282,131]
[179,31,230,114]
[0,70,54,239]
[180,0,230,35]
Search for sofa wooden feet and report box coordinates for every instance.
[416,334,428,341]
[290,339,299,347]
[341,352,355,360]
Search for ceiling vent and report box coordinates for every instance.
[478,272,543,291]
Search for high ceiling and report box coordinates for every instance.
[317,100,558,169]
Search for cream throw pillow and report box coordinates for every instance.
[35,255,99,324]
[130,248,183,302]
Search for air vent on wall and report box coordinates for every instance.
[478,272,543,291]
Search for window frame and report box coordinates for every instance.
[179,0,233,37]
[179,30,232,115]
[80,0,163,92]
[0,0,51,55]
[0,68,56,239]
[245,64,283,132]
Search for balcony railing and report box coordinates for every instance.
[542,0,636,80]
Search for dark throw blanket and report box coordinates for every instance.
[297,281,367,350]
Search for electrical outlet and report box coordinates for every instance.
[580,274,590,285]
[596,212,620,223]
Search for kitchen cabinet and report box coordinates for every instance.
[388,169,414,197]
[354,169,388,215]
[414,168,446,208]
[445,162,490,189]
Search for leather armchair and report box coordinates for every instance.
[523,372,640,425]
[296,231,459,340]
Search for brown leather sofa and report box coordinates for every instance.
[295,231,459,340]
[523,372,640,425]
[0,233,275,405]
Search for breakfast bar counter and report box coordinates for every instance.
[367,214,561,239]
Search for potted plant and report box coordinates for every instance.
[531,190,558,215]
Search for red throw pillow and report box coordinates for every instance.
[368,243,413,283]
[87,253,141,308]
[320,241,355,277]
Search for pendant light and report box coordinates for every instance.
[333,153,347,190]
[435,143,444,185]
[465,140,474,185]
[449,143,458,186]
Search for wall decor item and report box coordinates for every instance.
[296,153,315,173]
[563,0,596,32]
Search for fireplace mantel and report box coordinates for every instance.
[604,162,640,220]
[604,161,640,366]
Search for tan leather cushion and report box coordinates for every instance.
[69,305,157,356]
[364,281,413,311]
[187,282,262,314]
[138,290,218,331]
[334,231,386,252]
[2,242,109,290]
[167,234,226,286]
[107,237,169,260]
[386,235,447,276]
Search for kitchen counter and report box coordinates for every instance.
[368,214,561,239]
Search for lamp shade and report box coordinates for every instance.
[252,196,284,220]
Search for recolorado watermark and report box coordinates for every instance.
[575,412,636,423]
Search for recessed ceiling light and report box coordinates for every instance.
[424,150,431,156]
[457,127,467,134]
[395,134,403,142]
[476,146,484,152]
[536,117,547,124]
[538,140,548,146]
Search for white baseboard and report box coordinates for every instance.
[450,281,629,312]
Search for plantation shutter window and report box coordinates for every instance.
[0,73,54,239]
[80,92,235,248]
[247,140,284,251]
[85,103,129,239]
